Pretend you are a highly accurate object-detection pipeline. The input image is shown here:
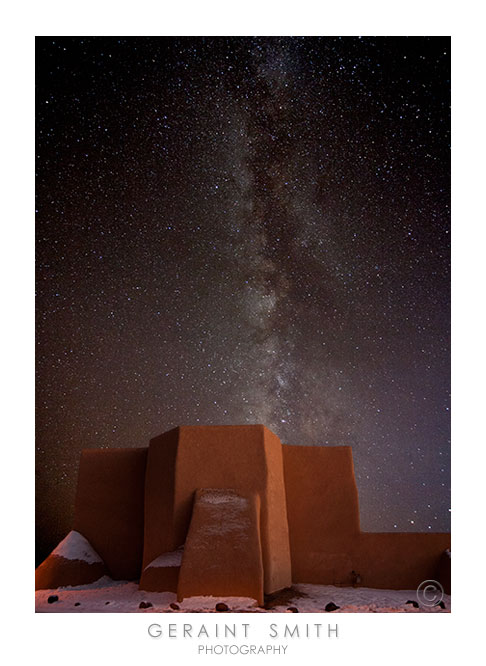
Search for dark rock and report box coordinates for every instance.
[105,601,110,605]
[74,602,80,607]
[436,600,446,609]
[405,600,419,608]
[139,601,153,609]
[325,602,340,612]
[287,606,299,613]
[47,595,58,604]
[215,602,229,612]
[170,602,180,610]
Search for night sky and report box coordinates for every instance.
[36,36,450,561]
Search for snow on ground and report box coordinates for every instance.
[289,584,450,613]
[35,579,450,613]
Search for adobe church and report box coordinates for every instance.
[36,425,450,602]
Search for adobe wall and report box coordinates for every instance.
[177,489,264,604]
[282,443,450,590]
[282,444,360,585]
[262,427,294,592]
[73,448,147,580]
[142,428,179,569]
[143,425,291,595]
[39,426,450,596]
[351,532,451,590]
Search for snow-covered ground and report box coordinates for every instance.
[35,578,450,613]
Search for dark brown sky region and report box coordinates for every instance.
[36,36,450,563]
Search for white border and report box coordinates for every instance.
[3,1,484,664]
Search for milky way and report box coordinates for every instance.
[36,37,450,560]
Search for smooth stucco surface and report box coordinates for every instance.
[73,448,147,580]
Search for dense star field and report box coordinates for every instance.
[36,36,450,562]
